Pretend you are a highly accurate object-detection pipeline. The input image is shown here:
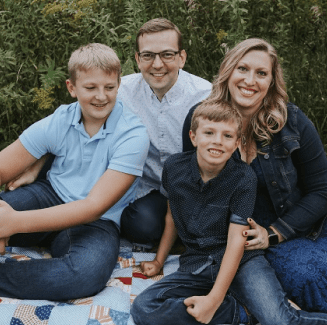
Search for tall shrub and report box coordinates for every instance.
[0,0,326,149]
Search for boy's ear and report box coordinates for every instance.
[235,137,241,150]
[189,130,197,148]
[66,79,77,98]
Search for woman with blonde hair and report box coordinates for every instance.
[183,38,327,313]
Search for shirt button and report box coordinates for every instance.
[271,181,277,187]
[280,205,284,208]
[264,153,269,159]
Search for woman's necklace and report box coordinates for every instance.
[239,136,257,164]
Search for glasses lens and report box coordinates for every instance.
[139,51,178,62]
[140,53,154,61]
[160,52,176,62]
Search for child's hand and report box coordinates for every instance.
[5,172,36,191]
[0,201,16,238]
[184,295,220,324]
[0,237,9,255]
[140,260,162,277]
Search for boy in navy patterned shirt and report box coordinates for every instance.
[131,101,327,325]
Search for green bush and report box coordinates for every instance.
[0,0,326,150]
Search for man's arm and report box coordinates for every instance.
[184,223,249,324]
[0,167,136,238]
[140,202,178,277]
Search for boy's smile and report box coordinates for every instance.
[66,68,120,135]
[190,118,240,181]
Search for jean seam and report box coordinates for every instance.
[66,228,73,256]
[157,283,197,300]
[228,288,252,325]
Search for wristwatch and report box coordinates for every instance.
[267,228,279,247]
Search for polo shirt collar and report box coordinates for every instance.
[72,102,83,127]
[71,100,123,137]
[143,69,185,104]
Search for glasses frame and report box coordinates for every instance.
[137,50,181,63]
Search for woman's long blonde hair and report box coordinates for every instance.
[206,38,288,146]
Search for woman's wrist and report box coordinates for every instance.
[269,226,285,244]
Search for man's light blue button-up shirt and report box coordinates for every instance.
[118,69,212,199]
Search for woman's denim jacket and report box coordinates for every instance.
[255,103,327,240]
[183,102,327,241]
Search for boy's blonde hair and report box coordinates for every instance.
[68,43,121,85]
[190,100,243,138]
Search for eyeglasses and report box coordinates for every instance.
[138,51,181,63]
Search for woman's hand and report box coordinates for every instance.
[140,260,162,277]
[243,218,269,250]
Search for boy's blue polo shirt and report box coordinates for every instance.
[19,100,149,226]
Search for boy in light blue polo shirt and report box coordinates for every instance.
[0,43,149,301]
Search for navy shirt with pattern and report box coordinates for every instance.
[161,151,264,273]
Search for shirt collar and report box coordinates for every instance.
[71,100,123,137]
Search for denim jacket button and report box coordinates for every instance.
[271,181,277,187]
[264,153,269,159]
[284,148,289,155]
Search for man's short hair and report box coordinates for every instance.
[68,43,121,84]
[190,100,243,139]
[136,18,183,52]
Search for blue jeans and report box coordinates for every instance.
[0,180,120,301]
[132,256,327,325]
[121,190,167,245]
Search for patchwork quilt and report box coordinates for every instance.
[0,239,180,325]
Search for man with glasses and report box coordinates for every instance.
[6,18,211,251]
[118,18,211,250]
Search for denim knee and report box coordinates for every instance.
[131,296,148,325]
[121,191,167,243]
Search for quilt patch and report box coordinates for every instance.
[0,240,180,325]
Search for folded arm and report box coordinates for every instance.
[0,139,38,187]
[5,155,48,191]
[184,223,248,324]
[0,167,136,238]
